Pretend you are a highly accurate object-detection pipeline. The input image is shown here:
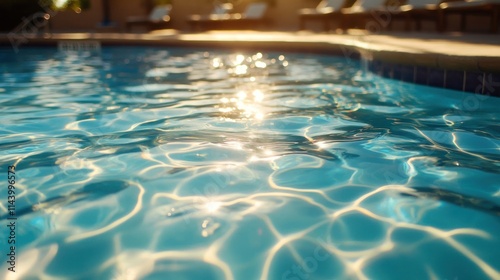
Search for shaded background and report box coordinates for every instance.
[0,0,490,33]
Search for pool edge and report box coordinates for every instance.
[1,33,499,97]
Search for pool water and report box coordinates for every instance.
[0,46,499,280]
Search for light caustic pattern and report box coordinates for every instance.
[0,47,499,280]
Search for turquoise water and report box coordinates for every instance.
[0,46,499,280]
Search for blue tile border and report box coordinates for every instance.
[415,66,428,85]
[465,72,483,93]
[444,70,465,92]
[400,66,413,83]
[367,60,500,97]
[428,68,445,88]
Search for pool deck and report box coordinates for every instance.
[2,30,500,73]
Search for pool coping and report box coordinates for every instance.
[1,31,499,97]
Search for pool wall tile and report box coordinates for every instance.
[369,60,383,75]
[445,70,465,91]
[428,68,445,87]
[464,72,484,94]
[392,64,402,80]
[400,66,414,82]
[415,66,428,85]
[484,74,500,97]
[382,63,393,78]
[374,60,383,75]
[367,59,499,98]
[367,61,374,72]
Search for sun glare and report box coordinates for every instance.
[54,0,69,9]
[234,54,245,65]
[205,201,222,213]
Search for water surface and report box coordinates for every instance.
[0,47,499,280]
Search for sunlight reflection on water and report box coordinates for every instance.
[0,46,499,280]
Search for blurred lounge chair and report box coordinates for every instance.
[298,0,345,31]
[126,5,172,32]
[440,0,500,33]
[386,0,443,31]
[187,3,234,30]
[339,0,387,30]
[187,2,270,30]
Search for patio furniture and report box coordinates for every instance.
[440,0,500,33]
[187,3,234,30]
[187,2,270,30]
[386,0,443,32]
[126,5,172,32]
[298,0,345,31]
[339,0,387,30]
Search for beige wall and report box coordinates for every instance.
[49,0,104,31]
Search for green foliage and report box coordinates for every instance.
[51,0,91,11]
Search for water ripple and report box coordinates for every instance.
[0,46,499,280]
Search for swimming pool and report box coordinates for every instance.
[0,46,499,280]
